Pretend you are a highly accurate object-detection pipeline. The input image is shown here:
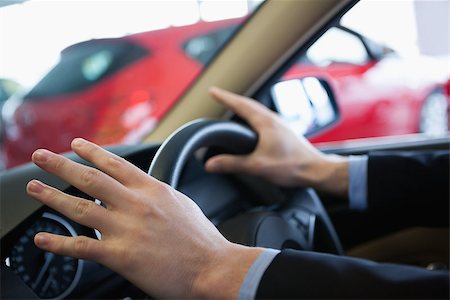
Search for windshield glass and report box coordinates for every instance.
[25,40,149,99]
[0,0,264,170]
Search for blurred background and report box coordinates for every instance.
[1,1,448,87]
[0,0,449,170]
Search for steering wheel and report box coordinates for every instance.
[1,119,344,299]
[148,119,343,254]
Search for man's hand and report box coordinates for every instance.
[206,87,349,197]
[27,138,262,298]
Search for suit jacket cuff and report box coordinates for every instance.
[237,248,280,300]
[348,155,368,210]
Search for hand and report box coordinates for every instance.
[206,87,349,197]
[27,138,262,298]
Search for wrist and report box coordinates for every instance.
[192,242,263,299]
[303,154,349,197]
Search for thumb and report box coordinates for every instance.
[205,154,250,174]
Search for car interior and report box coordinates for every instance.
[1,0,449,299]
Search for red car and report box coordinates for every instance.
[282,26,449,144]
[1,18,448,168]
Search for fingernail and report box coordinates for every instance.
[33,149,50,163]
[71,138,86,148]
[35,233,49,247]
[28,180,44,193]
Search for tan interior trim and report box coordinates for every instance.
[347,227,450,267]
[144,0,353,143]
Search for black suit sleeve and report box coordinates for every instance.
[367,151,449,227]
[256,249,449,299]
[255,151,449,299]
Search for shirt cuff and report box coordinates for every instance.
[237,248,280,300]
[348,155,368,211]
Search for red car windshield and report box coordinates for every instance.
[183,24,238,64]
[24,39,148,100]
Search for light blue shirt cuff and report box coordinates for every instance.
[237,248,280,300]
[348,155,368,211]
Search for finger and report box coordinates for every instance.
[27,180,111,233]
[205,154,254,174]
[32,149,128,207]
[34,233,107,263]
[209,86,274,128]
[71,138,150,187]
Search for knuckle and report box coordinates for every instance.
[249,158,264,173]
[134,196,163,220]
[251,114,264,125]
[136,199,154,218]
[86,145,100,159]
[119,246,132,263]
[80,168,99,186]
[73,236,89,256]
[43,186,59,200]
[74,200,92,219]
[53,157,66,170]
[105,156,118,167]
[150,181,171,195]
[105,156,124,171]
[260,115,277,129]
[220,161,233,172]
[115,246,134,271]
[155,183,176,200]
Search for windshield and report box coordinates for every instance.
[0,0,264,170]
[25,40,149,99]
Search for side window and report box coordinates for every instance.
[183,25,238,65]
[306,27,369,66]
[268,0,449,146]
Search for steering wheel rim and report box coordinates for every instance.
[148,119,257,188]
[148,119,343,254]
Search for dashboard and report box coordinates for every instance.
[8,212,83,298]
